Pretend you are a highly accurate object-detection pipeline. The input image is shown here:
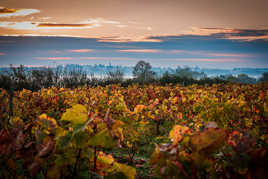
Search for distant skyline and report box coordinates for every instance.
[0,0,268,68]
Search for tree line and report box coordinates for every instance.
[0,61,267,91]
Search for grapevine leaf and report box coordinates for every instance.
[57,132,72,148]
[114,163,136,179]
[88,129,116,148]
[61,104,88,125]
[190,128,227,154]
[38,136,55,158]
[169,125,190,146]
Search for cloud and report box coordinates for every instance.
[0,7,40,18]
[118,49,161,53]
[147,27,152,31]
[0,7,16,13]
[40,17,51,20]
[116,24,128,28]
[185,27,268,41]
[35,56,140,61]
[81,18,120,25]
[35,56,242,63]
[37,23,98,29]
[186,27,237,36]
[175,58,242,62]
[0,52,5,56]
[206,52,250,57]
[0,18,121,31]
[0,21,99,30]
[0,21,40,30]
[66,49,95,53]
[81,18,128,29]
[98,36,162,42]
[168,50,250,58]
[36,57,73,60]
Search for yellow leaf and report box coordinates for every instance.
[133,105,145,113]
[115,163,136,179]
[61,104,88,125]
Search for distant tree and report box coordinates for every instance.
[237,74,256,84]
[0,72,13,90]
[259,72,268,82]
[62,66,87,88]
[10,65,31,90]
[133,61,155,82]
[106,67,124,82]
[175,67,206,80]
[226,75,239,83]
[175,67,192,79]
[31,68,54,89]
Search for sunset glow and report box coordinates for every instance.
[0,0,267,68]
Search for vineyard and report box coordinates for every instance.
[0,83,268,178]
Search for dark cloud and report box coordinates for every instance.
[147,28,268,42]
[0,7,40,18]
[0,7,16,14]
[38,23,92,27]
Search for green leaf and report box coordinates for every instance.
[106,172,127,179]
[88,129,116,148]
[57,132,72,148]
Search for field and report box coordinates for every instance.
[0,83,268,178]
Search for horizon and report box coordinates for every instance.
[0,1,268,68]
[1,61,268,71]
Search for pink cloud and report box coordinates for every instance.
[118,49,161,53]
[0,52,5,56]
[67,49,95,53]
[78,57,138,61]
[167,50,250,58]
[98,36,162,43]
[36,56,141,61]
[174,58,242,62]
[36,57,73,60]
[207,52,250,57]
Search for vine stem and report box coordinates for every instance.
[72,148,82,178]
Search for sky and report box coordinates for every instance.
[0,0,268,68]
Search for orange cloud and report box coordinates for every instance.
[0,7,40,18]
[81,18,120,25]
[118,49,161,53]
[0,21,99,30]
[0,7,16,13]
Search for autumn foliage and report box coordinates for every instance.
[0,83,267,178]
